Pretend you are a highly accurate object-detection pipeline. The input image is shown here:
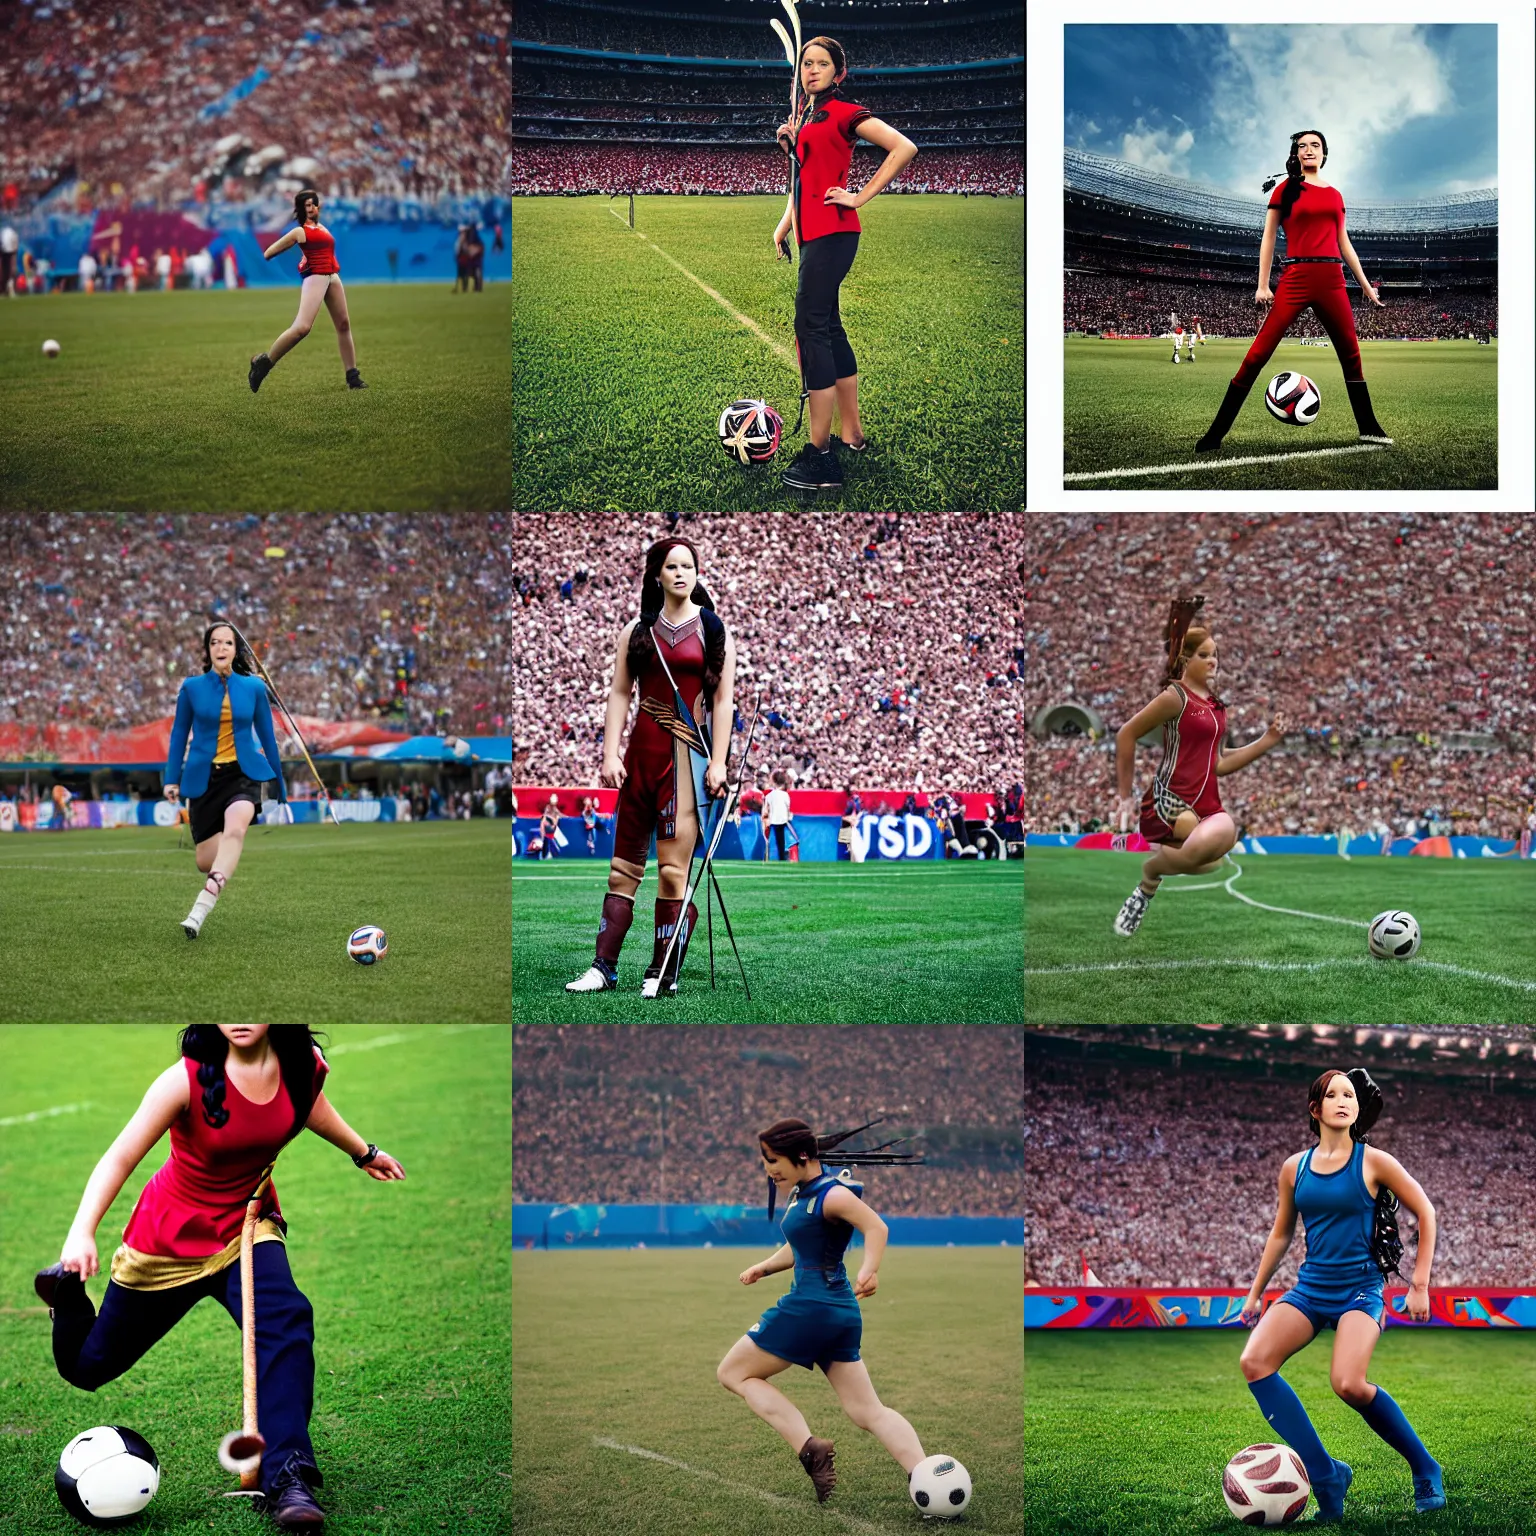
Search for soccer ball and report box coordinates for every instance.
[348,925,388,964]
[1222,1444,1310,1525]
[42,339,61,358]
[1264,371,1320,425]
[909,1454,971,1519]
[56,1426,159,1528]
[718,398,784,464]
[1368,909,1421,960]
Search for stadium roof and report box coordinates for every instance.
[1064,147,1497,233]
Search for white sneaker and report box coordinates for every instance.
[564,965,615,993]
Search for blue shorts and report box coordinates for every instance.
[1277,1265,1386,1334]
[748,1292,861,1372]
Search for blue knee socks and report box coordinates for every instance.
[1353,1385,1436,1476]
[1247,1372,1335,1486]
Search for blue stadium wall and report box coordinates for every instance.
[515,1203,1022,1249]
[514,811,947,861]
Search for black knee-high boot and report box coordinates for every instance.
[1195,380,1256,452]
[1346,380,1392,443]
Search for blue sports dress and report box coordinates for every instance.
[1278,1140,1385,1333]
[748,1168,865,1372]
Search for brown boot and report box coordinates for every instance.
[798,1435,837,1502]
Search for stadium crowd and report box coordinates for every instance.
[0,0,508,210]
[1064,271,1497,342]
[1025,1057,1536,1288]
[1024,515,1535,839]
[514,1025,1023,1216]
[511,145,1022,196]
[509,512,1023,792]
[0,515,515,737]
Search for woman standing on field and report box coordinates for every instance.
[1238,1068,1444,1521]
[718,1117,926,1505]
[34,1025,406,1531]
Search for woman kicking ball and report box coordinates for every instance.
[1112,596,1285,938]
[34,1025,407,1530]
[717,1117,926,1505]
[248,188,367,393]
[164,622,287,939]
[1238,1067,1444,1521]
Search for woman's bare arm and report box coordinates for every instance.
[263,228,303,261]
[601,621,638,784]
[1114,686,1183,798]
[305,1089,371,1161]
[70,1064,188,1236]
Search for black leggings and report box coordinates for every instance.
[796,232,860,390]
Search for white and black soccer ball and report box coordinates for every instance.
[1222,1443,1311,1525]
[1264,371,1321,425]
[348,924,389,964]
[718,398,784,464]
[909,1453,971,1519]
[1368,909,1421,960]
[55,1426,159,1528]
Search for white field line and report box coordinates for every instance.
[0,1101,99,1128]
[592,1438,901,1536]
[1161,858,1368,928]
[1064,443,1386,482]
[1023,956,1536,993]
[606,204,798,377]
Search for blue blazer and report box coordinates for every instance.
[165,671,288,801]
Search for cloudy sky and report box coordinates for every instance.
[1064,23,1496,203]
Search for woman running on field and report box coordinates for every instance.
[34,1025,407,1530]
[164,622,288,940]
[565,536,754,998]
[719,1117,927,1505]
[249,188,367,393]
[1196,129,1391,452]
[1238,1067,1444,1521]
[1112,597,1286,938]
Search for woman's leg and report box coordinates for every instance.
[1331,1311,1437,1475]
[833,374,863,444]
[322,277,356,371]
[1239,1301,1335,1486]
[806,384,837,451]
[717,1336,811,1452]
[823,1358,924,1473]
[213,799,257,882]
[1141,812,1236,884]
[268,276,328,363]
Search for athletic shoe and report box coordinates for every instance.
[564,965,616,993]
[781,443,843,491]
[798,1436,837,1502]
[268,1453,326,1530]
[248,353,273,393]
[34,1262,86,1309]
[345,368,368,389]
[1413,1463,1446,1513]
[1312,1459,1353,1524]
[1113,884,1155,936]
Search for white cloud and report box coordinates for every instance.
[1208,25,1452,199]
[1120,119,1196,175]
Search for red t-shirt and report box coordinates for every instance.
[1268,181,1344,260]
[121,1047,328,1258]
[296,221,339,276]
[793,95,873,246]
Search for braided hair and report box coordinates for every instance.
[758,1116,923,1219]
[1263,129,1329,227]
[177,1025,329,1143]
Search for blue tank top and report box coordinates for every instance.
[780,1167,863,1303]
[1294,1140,1375,1280]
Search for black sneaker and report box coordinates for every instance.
[781,443,842,491]
[248,353,273,393]
[346,368,368,389]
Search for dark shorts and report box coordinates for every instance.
[748,1292,862,1372]
[189,762,263,843]
[1277,1265,1386,1334]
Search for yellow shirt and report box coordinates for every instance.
[213,688,237,765]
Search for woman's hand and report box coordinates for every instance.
[852,1267,878,1299]
[739,1264,768,1285]
[705,761,728,799]
[1255,284,1273,308]
[60,1229,100,1282]
[1240,1291,1263,1327]
[163,784,180,803]
[823,185,861,210]
[1262,712,1288,746]
[1115,793,1140,832]
[776,122,797,153]
[600,754,626,790]
[1366,284,1385,309]
[1405,1281,1430,1322]
[360,1149,407,1181]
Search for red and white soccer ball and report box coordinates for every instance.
[1222,1444,1311,1525]
[1264,371,1321,426]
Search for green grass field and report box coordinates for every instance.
[1063,338,1495,490]
[514,1248,1022,1535]
[1023,849,1534,1024]
[1026,1330,1536,1535]
[513,862,1023,1023]
[0,1023,510,1535]
[0,285,509,511]
[0,822,510,1023]
[513,195,1024,511]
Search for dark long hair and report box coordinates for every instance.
[201,622,256,676]
[1275,129,1327,226]
[625,538,726,705]
[292,188,320,226]
[178,1025,328,1143]
[758,1116,923,1217]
